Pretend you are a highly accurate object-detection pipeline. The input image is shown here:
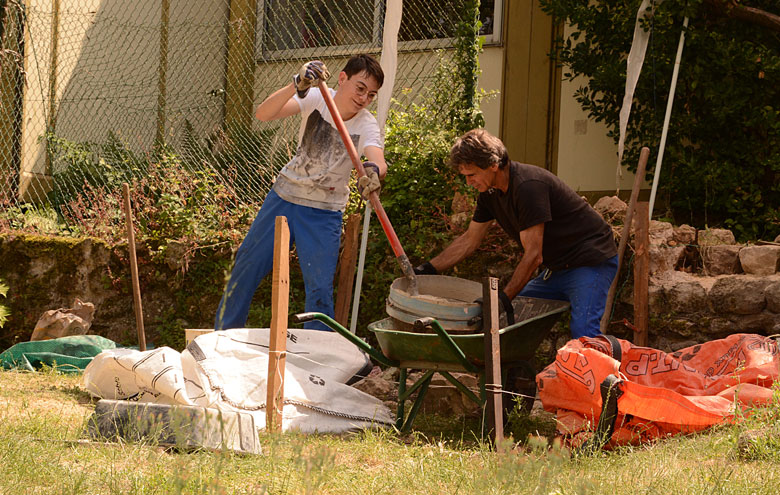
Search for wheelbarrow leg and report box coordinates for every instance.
[400,371,433,433]
[396,369,435,433]
[396,368,407,430]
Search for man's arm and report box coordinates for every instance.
[255,83,301,122]
[502,223,544,299]
[363,146,388,178]
[428,220,492,272]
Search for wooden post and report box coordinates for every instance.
[266,216,290,432]
[633,202,650,346]
[334,213,362,327]
[482,277,503,446]
[600,146,650,333]
[122,184,146,352]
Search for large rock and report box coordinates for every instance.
[648,283,666,315]
[650,272,708,314]
[352,375,396,401]
[701,245,742,275]
[708,276,770,315]
[648,221,675,246]
[699,228,736,246]
[666,279,708,314]
[593,196,627,224]
[421,373,481,417]
[649,245,685,275]
[672,225,697,246]
[767,281,780,313]
[30,298,95,341]
[709,313,779,337]
[739,246,780,276]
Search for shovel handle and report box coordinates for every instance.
[317,81,418,292]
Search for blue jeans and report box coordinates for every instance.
[215,188,343,331]
[518,255,618,339]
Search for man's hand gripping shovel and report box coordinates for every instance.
[317,80,419,296]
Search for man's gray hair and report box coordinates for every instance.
[449,129,509,171]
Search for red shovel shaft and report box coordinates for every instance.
[317,81,418,294]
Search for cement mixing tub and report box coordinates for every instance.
[293,296,569,432]
[385,275,483,331]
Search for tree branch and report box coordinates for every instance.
[704,0,780,33]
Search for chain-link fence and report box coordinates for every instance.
[0,0,496,239]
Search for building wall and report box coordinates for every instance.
[477,46,503,136]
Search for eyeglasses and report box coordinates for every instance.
[349,78,377,102]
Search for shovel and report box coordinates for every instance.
[317,81,419,295]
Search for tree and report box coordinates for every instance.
[540,0,780,240]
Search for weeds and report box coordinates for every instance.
[4,370,780,494]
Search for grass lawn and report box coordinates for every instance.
[1,368,779,494]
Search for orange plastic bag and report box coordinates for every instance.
[537,334,779,447]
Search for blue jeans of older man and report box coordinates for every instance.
[517,255,618,339]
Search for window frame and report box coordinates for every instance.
[255,0,503,62]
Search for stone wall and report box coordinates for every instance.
[594,197,780,351]
[0,233,231,349]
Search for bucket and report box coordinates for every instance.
[386,275,482,331]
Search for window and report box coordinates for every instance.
[257,0,502,60]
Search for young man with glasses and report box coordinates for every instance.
[215,54,387,331]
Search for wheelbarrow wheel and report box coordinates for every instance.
[503,362,537,419]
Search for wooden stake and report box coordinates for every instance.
[482,277,504,446]
[633,202,650,346]
[600,147,650,333]
[266,216,290,432]
[122,183,146,352]
[334,213,361,327]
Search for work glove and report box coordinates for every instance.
[413,261,438,276]
[357,161,381,200]
[293,60,330,98]
[473,291,515,327]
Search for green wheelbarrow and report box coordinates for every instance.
[293,296,569,432]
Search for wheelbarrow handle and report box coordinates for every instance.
[292,312,399,368]
[292,312,318,324]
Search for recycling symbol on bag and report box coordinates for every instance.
[308,374,325,386]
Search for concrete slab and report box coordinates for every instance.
[86,399,262,455]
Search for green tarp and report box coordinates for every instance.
[0,335,117,373]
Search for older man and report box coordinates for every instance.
[414,129,617,338]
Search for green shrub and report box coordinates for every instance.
[540,0,780,241]
[0,279,8,328]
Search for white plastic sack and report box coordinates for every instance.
[84,328,393,433]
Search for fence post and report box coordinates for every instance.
[155,0,170,149]
[0,3,24,195]
[224,0,257,134]
[482,276,504,446]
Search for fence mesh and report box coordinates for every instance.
[0,0,496,240]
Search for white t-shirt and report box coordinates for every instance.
[272,88,383,211]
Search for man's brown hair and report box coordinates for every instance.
[343,54,384,87]
[449,128,509,171]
